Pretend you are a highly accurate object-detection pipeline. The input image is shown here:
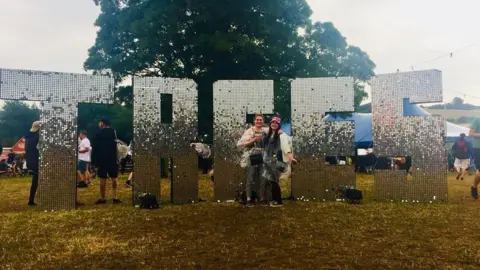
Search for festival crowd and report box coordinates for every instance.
[26,119,123,207]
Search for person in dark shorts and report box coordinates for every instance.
[91,119,122,204]
[469,118,480,199]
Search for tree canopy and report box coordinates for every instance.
[0,1,377,147]
[0,101,40,147]
[0,101,133,148]
[86,0,375,84]
[426,97,480,110]
[84,0,375,139]
[78,103,133,143]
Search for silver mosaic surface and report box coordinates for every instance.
[0,68,114,209]
[133,77,198,204]
[290,77,355,200]
[371,70,447,202]
[213,80,274,201]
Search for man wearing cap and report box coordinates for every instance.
[25,121,40,206]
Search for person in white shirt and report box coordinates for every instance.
[77,130,91,187]
[237,114,268,206]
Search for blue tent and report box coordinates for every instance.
[323,113,372,148]
[281,99,470,149]
[280,122,292,136]
[280,116,372,146]
[281,99,474,169]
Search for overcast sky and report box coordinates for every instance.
[0,0,479,105]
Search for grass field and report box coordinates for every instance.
[1,173,480,269]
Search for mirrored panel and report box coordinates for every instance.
[371,70,447,202]
[213,80,274,201]
[133,77,198,204]
[0,68,114,210]
[291,77,355,201]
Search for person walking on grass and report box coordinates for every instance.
[25,121,40,206]
[91,119,122,204]
[452,133,472,181]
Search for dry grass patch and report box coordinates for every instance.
[1,173,480,269]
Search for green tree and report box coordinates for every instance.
[85,0,376,135]
[472,117,480,133]
[78,103,133,143]
[77,84,133,142]
[427,97,479,110]
[116,85,133,108]
[0,100,132,148]
[452,97,464,107]
[0,101,40,146]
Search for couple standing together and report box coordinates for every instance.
[237,114,297,207]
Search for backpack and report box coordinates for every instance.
[114,131,129,163]
[455,140,469,159]
[138,193,160,209]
